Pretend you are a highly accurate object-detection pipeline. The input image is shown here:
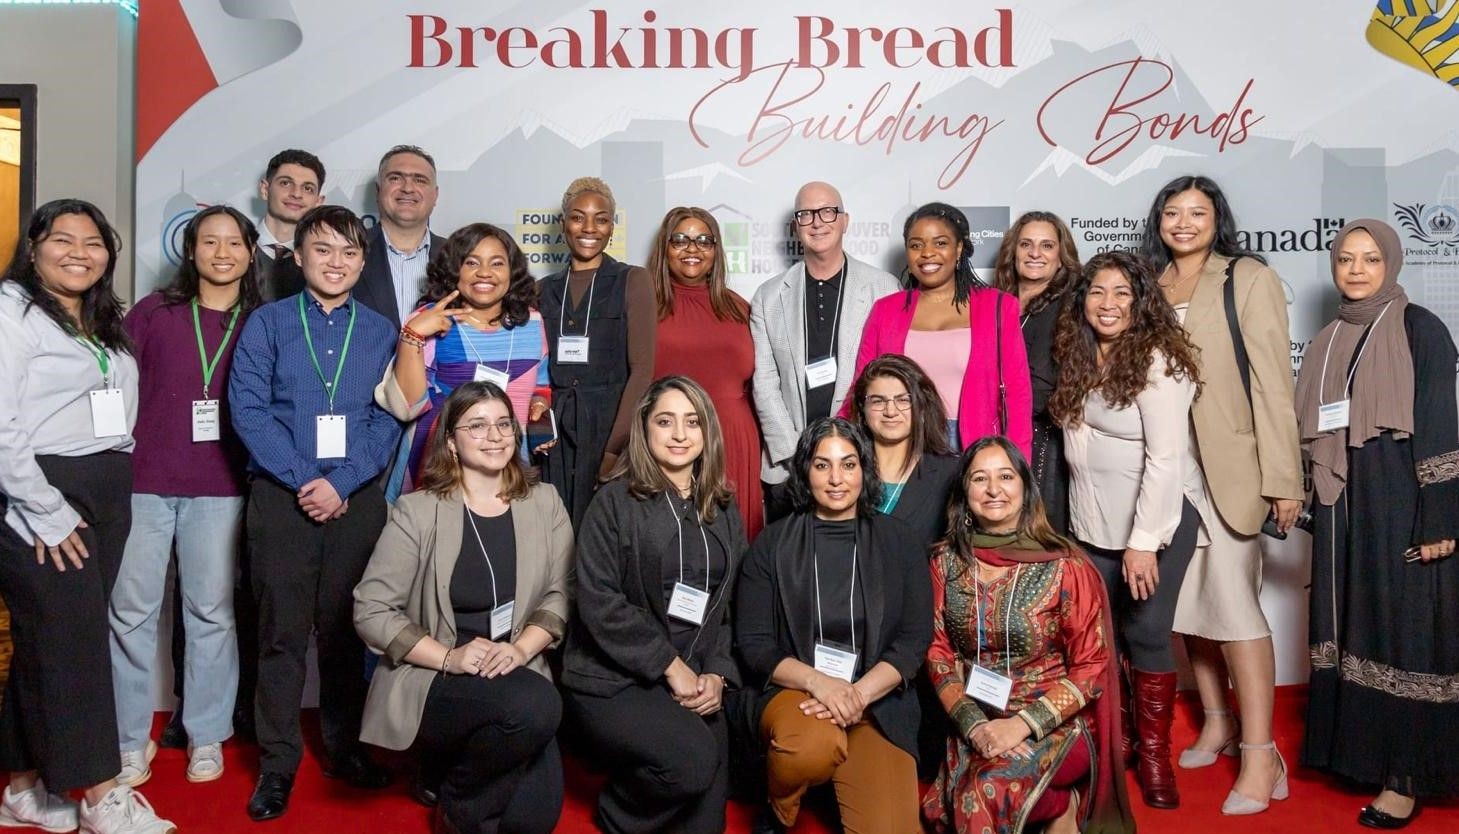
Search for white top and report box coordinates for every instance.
[1063,350,1208,551]
[0,282,138,545]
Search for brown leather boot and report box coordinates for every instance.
[1132,668,1180,809]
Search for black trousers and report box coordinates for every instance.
[1083,498,1200,673]
[564,682,728,834]
[416,669,563,834]
[0,453,131,792]
[247,477,385,774]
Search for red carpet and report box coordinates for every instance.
[18,687,1452,833]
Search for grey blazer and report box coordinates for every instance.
[354,482,574,750]
[750,255,900,483]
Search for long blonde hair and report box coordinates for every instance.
[611,375,734,522]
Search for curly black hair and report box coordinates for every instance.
[419,223,537,328]
[901,202,981,311]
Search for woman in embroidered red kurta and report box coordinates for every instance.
[923,437,1133,834]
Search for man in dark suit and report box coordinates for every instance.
[355,145,445,327]
[254,149,326,301]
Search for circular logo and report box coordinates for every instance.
[162,208,200,267]
[1420,204,1459,245]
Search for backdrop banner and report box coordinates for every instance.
[136,0,1459,685]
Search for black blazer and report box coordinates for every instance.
[887,453,960,555]
[355,224,447,328]
[560,479,745,697]
[735,511,933,756]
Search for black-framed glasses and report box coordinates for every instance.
[793,206,844,226]
[453,418,514,439]
[668,233,717,251]
[863,394,912,413]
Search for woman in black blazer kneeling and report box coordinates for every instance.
[561,375,745,834]
[736,417,932,833]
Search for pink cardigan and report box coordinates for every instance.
[849,288,1032,456]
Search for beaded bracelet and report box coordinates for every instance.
[399,325,427,348]
[440,647,453,675]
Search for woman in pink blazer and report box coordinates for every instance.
[850,203,1032,455]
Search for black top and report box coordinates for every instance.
[661,492,730,653]
[810,518,863,670]
[452,506,517,645]
[804,266,846,423]
[883,453,960,556]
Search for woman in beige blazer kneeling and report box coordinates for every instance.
[355,380,574,834]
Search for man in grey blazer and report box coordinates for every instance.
[751,181,899,521]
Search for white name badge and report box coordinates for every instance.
[316,415,347,459]
[191,400,221,443]
[1318,399,1351,432]
[474,363,510,388]
[965,664,1014,711]
[490,600,515,640]
[805,356,838,390]
[813,641,858,683]
[667,582,711,626]
[89,389,127,438]
[557,336,590,364]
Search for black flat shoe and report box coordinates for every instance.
[247,772,294,822]
[158,710,187,750]
[1359,803,1420,829]
[323,750,392,790]
[411,771,440,807]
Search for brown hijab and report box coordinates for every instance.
[1294,219,1413,505]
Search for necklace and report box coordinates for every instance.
[1157,257,1207,292]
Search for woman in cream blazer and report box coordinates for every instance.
[355,381,573,834]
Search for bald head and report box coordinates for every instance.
[793,181,849,266]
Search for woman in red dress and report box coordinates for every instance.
[650,206,764,538]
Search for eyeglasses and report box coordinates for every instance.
[668,233,717,251]
[453,418,515,439]
[863,394,912,413]
[793,206,844,226]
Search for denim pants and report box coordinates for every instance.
[109,493,243,750]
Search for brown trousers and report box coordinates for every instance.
[760,689,920,833]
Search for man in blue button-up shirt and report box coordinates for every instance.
[229,205,401,821]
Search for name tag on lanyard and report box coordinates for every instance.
[1318,399,1350,432]
[557,335,590,364]
[965,664,1014,711]
[805,356,837,390]
[813,641,858,683]
[191,400,221,442]
[316,414,347,459]
[90,389,127,438]
[490,600,515,640]
[475,364,510,388]
[667,582,711,626]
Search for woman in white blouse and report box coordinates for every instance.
[1050,250,1206,813]
[0,199,176,833]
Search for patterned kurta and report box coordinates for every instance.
[923,545,1111,834]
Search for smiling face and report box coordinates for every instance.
[809,434,863,521]
[193,213,251,289]
[794,182,848,261]
[258,163,323,226]
[455,234,511,310]
[1085,266,1135,348]
[1015,220,1060,285]
[296,224,365,305]
[647,388,705,483]
[1334,228,1385,302]
[563,191,614,267]
[905,216,962,292]
[447,398,517,476]
[377,151,439,228]
[1158,188,1216,258]
[665,216,716,285]
[965,444,1024,533]
[33,212,110,306]
[862,374,913,446]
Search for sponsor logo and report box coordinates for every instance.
[1394,202,1459,245]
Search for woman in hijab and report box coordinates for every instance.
[1295,219,1459,830]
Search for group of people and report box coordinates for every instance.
[0,145,1452,834]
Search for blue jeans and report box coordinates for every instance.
[109,493,243,750]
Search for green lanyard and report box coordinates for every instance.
[192,299,241,399]
[297,293,356,413]
[878,480,907,514]
[74,333,111,386]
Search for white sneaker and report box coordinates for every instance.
[79,786,175,834]
[186,743,224,783]
[0,779,79,833]
[116,741,157,787]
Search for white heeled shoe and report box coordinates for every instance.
[1178,708,1241,769]
[1220,741,1289,815]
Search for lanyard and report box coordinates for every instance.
[803,263,847,364]
[464,508,501,612]
[74,334,111,386]
[461,320,516,370]
[1318,300,1392,403]
[974,561,1020,678]
[812,535,858,655]
[191,299,241,399]
[297,293,356,413]
[666,493,711,591]
[559,269,598,338]
[878,480,907,514]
